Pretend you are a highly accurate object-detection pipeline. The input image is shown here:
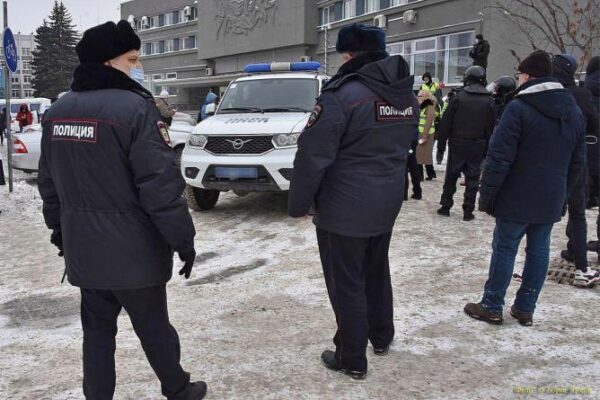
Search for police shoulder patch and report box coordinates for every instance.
[157,121,171,146]
[306,104,323,129]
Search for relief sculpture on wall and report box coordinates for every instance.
[215,0,279,39]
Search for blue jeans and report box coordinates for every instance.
[481,219,554,313]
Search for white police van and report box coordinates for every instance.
[181,62,328,210]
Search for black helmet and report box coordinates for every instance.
[493,76,517,97]
[464,66,487,86]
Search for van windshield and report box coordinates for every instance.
[219,78,318,114]
[11,103,40,113]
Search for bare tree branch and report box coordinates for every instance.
[486,0,600,66]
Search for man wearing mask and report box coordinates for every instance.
[466,50,586,326]
[289,24,418,379]
[38,21,206,399]
[552,54,600,287]
[436,66,496,221]
[469,34,490,69]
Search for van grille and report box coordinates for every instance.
[204,136,274,155]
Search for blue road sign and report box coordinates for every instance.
[3,28,18,73]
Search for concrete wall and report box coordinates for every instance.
[197,0,319,60]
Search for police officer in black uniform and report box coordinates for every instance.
[491,75,517,122]
[289,24,418,379]
[436,66,496,221]
[38,21,206,399]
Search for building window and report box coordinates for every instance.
[387,30,475,85]
[172,10,181,24]
[22,47,31,56]
[184,36,196,49]
[159,40,165,54]
[173,38,180,51]
[152,73,163,81]
[165,72,177,80]
[24,89,34,97]
[365,0,379,13]
[23,75,32,84]
[22,61,31,70]
[12,89,20,98]
[11,76,19,84]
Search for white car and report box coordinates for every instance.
[11,124,42,173]
[169,113,196,167]
[9,113,195,174]
[181,62,328,211]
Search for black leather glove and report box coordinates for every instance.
[478,199,493,215]
[436,150,444,165]
[178,248,196,279]
[50,230,64,257]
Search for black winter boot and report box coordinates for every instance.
[437,206,450,216]
[463,211,475,221]
[321,350,366,380]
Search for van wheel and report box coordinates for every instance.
[185,185,219,211]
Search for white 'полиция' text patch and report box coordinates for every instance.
[51,121,98,143]
[375,102,414,121]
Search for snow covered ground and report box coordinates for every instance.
[0,153,598,399]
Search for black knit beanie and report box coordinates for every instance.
[518,50,552,78]
[76,20,141,63]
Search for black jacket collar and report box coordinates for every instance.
[70,63,154,99]
[325,51,389,89]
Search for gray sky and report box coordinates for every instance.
[4,0,123,35]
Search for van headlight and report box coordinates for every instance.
[273,133,300,148]
[188,134,208,149]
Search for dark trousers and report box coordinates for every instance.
[405,141,422,199]
[81,285,191,400]
[566,170,588,271]
[316,228,395,372]
[419,164,436,180]
[440,147,483,213]
[587,174,599,207]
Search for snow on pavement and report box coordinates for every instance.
[0,169,598,400]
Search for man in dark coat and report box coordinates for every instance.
[37,21,206,399]
[289,23,418,378]
[465,50,586,326]
[585,56,600,260]
[436,65,496,221]
[469,34,490,69]
[552,54,600,287]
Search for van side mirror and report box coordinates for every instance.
[205,103,216,116]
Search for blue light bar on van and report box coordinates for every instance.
[244,61,321,73]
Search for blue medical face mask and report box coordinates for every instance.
[130,67,144,84]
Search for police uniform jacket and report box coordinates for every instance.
[437,83,495,149]
[289,52,419,237]
[38,64,196,289]
[479,78,586,223]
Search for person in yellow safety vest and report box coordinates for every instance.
[416,90,438,181]
[421,72,439,94]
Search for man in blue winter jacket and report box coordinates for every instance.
[464,50,586,326]
[289,24,418,378]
